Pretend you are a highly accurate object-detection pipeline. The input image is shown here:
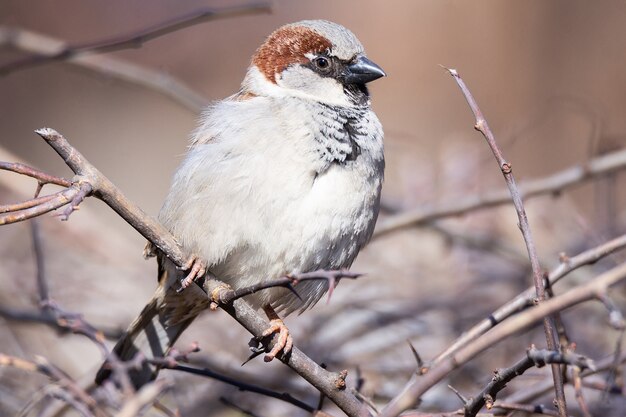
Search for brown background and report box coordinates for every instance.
[1,1,625,416]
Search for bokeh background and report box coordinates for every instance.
[1,1,626,416]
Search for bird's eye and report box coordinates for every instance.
[313,56,330,70]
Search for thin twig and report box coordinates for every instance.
[502,350,626,406]
[373,147,626,239]
[0,306,123,339]
[206,279,370,417]
[0,186,81,225]
[115,379,171,417]
[0,161,71,187]
[171,364,315,413]
[464,346,594,417]
[446,68,565,415]
[0,354,107,417]
[0,193,58,214]
[214,270,362,305]
[572,366,593,417]
[491,401,562,417]
[379,262,626,417]
[4,128,369,417]
[434,232,626,364]
[0,4,271,76]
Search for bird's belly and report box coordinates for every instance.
[212,163,380,312]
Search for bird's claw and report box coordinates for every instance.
[261,318,293,362]
[178,256,207,290]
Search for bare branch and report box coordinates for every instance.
[205,279,371,417]
[491,402,562,417]
[502,349,626,406]
[171,364,315,413]
[379,261,626,417]
[0,161,71,187]
[115,379,171,417]
[2,128,369,417]
[434,232,626,364]
[0,4,271,75]
[373,147,626,239]
[464,346,594,417]
[0,354,106,417]
[213,270,362,305]
[0,186,81,225]
[444,68,566,415]
[572,366,593,417]
[32,128,190,269]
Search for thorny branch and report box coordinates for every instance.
[378,69,626,417]
[25,223,321,416]
[211,270,362,306]
[444,67,567,417]
[434,232,626,364]
[373,147,626,239]
[0,128,370,417]
[379,261,626,417]
[463,346,595,417]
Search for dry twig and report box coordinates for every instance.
[434,232,626,364]
[0,128,370,417]
[444,68,565,415]
[0,4,271,75]
[374,148,626,239]
[0,3,274,113]
[380,261,626,417]
[463,346,594,417]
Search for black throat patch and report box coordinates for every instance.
[313,102,369,169]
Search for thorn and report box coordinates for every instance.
[325,275,337,304]
[286,283,302,301]
[448,384,469,405]
[407,340,424,370]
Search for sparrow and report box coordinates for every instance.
[96,19,385,388]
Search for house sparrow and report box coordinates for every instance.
[96,19,385,388]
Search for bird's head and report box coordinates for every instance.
[243,20,385,107]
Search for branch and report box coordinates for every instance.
[171,364,315,413]
[501,349,626,406]
[115,380,170,417]
[443,67,566,416]
[379,261,626,417]
[373,147,626,239]
[206,279,370,417]
[0,353,106,417]
[491,402,562,417]
[30,128,190,268]
[434,232,626,364]
[0,128,369,417]
[0,161,71,187]
[464,346,594,417]
[0,4,271,75]
[214,270,362,305]
[0,186,82,225]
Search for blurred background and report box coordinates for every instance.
[1,1,626,416]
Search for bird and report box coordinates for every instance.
[96,19,385,388]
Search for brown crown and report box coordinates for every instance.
[252,25,332,84]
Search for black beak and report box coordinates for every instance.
[343,56,386,84]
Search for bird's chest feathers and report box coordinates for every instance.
[308,103,372,171]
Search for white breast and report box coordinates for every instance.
[159,95,384,314]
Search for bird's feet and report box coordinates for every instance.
[261,305,293,362]
[179,256,207,290]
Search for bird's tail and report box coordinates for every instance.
[95,261,209,388]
